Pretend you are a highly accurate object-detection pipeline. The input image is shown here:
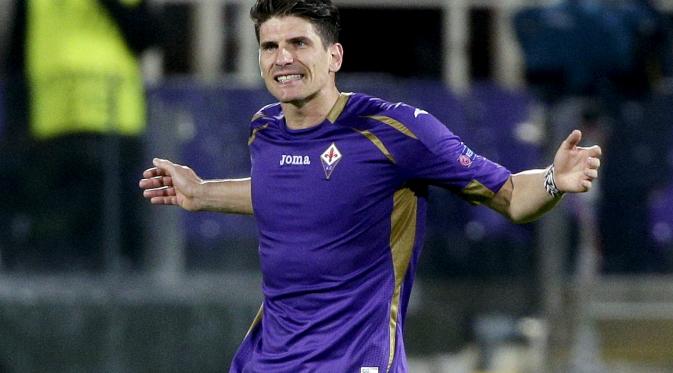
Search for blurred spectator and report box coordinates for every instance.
[607,0,673,98]
[599,0,673,273]
[514,0,620,104]
[1,0,163,271]
[515,0,673,273]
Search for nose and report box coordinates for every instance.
[275,47,293,66]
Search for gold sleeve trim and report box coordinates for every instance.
[387,188,418,371]
[247,123,269,145]
[366,115,418,140]
[326,92,352,123]
[352,128,396,164]
[250,112,264,122]
[244,303,264,339]
[461,179,496,205]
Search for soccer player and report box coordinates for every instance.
[139,0,602,371]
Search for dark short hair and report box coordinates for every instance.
[250,0,340,48]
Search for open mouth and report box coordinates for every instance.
[275,74,304,84]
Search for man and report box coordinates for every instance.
[3,0,162,271]
[139,0,601,371]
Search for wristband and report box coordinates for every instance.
[544,165,564,198]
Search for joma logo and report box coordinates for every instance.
[280,154,311,166]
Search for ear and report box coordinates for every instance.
[328,43,344,73]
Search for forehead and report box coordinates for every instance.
[259,15,322,43]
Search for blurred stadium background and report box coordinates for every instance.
[2,0,673,372]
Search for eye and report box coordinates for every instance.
[260,42,277,52]
[292,38,309,48]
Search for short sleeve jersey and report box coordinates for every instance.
[230,93,511,373]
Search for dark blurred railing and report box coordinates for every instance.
[1,78,673,372]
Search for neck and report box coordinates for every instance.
[282,86,340,130]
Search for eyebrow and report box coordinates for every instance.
[288,36,311,45]
[260,36,312,49]
[260,41,277,49]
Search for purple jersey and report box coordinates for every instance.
[231,93,511,372]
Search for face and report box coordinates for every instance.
[258,16,343,106]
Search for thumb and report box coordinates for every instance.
[563,129,582,150]
[153,158,176,173]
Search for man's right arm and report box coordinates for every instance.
[139,158,253,215]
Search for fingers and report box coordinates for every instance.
[143,184,170,196]
[141,159,176,177]
[139,158,182,206]
[140,158,177,189]
[586,156,601,169]
[580,179,593,191]
[584,168,598,179]
[143,167,163,178]
[151,195,178,205]
[139,175,173,189]
[153,158,176,171]
[580,154,600,178]
[554,135,602,194]
[576,154,600,192]
[582,144,602,158]
[563,129,582,149]
[142,186,179,205]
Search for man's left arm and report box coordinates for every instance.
[485,130,602,223]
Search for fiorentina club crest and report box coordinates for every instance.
[320,142,342,180]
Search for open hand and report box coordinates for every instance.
[138,158,203,211]
[553,130,602,193]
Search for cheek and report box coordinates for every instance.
[259,59,271,75]
[259,53,277,71]
[309,60,331,78]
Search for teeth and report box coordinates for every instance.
[277,74,302,83]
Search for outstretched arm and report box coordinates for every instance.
[486,130,602,223]
[138,158,253,215]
